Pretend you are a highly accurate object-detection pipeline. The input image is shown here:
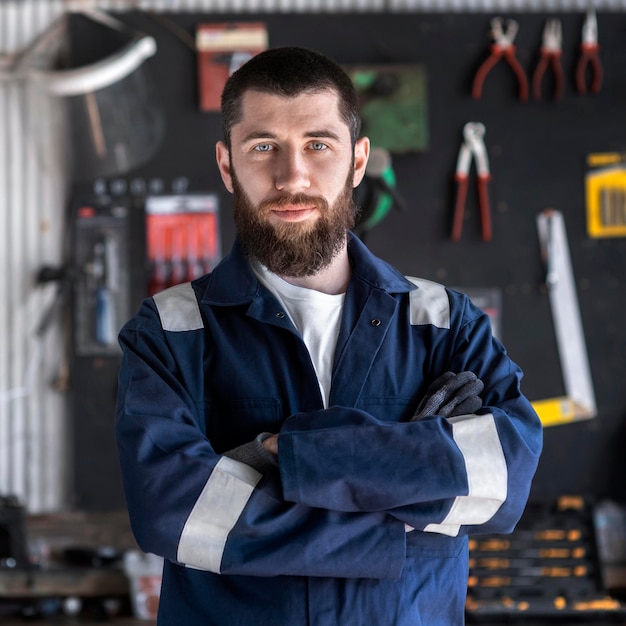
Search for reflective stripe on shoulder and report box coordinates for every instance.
[424,413,507,537]
[177,457,262,572]
[405,276,450,329]
[153,283,203,332]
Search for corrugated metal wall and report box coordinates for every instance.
[111,0,626,11]
[0,0,68,512]
[1,0,624,513]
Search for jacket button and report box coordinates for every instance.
[275,311,285,318]
[371,318,382,327]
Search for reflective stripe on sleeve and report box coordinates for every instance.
[424,413,507,537]
[177,457,262,572]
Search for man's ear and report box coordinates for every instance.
[216,141,234,193]
[352,136,370,188]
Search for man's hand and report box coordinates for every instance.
[262,434,279,456]
[412,371,484,421]
[224,433,278,472]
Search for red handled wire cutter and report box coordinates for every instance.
[532,18,564,101]
[472,17,529,102]
[452,122,492,242]
[576,9,602,94]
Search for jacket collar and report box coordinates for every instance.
[346,233,415,293]
[198,232,415,306]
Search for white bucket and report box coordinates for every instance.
[123,550,163,620]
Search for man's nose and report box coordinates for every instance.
[274,149,310,192]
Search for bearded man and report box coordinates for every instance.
[115,47,542,625]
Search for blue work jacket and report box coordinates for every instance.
[115,233,542,625]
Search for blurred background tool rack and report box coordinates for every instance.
[466,496,626,623]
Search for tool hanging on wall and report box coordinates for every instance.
[354,147,406,238]
[196,22,268,112]
[451,122,492,242]
[576,9,602,94]
[472,17,529,102]
[23,10,163,182]
[585,152,626,237]
[532,18,564,102]
[532,210,597,427]
[347,65,429,153]
[73,202,130,356]
[92,234,119,348]
[145,194,221,296]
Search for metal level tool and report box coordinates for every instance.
[532,209,597,426]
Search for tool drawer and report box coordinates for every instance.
[466,496,626,621]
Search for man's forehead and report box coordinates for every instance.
[234,88,347,136]
[239,88,341,117]
[243,86,339,101]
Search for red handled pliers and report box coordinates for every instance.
[452,122,492,242]
[472,17,529,102]
[532,18,564,101]
[576,9,602,94]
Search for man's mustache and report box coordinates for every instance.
[259,193,329,213]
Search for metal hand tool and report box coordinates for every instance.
[576,9,602,94]
[533,210,597,426]
[532,18,564,101]
[452,122,492,242]
[472,17,529,102]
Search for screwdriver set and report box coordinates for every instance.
[466,496,626,621]
[145,194,220,295]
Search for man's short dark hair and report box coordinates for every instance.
[221,47,361,148]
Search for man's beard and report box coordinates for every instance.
[231,169,358,278]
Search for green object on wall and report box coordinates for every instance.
[347,65,429,153]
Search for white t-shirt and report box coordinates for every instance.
[252,262,345,408]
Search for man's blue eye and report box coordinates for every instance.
[311,142,327,151]
[255,144,272,152]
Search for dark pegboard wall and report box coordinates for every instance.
[70,11,626,508]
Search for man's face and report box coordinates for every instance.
[216,89,369,277]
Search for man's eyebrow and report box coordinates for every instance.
[241,129,343,143]
[305,130,342,141]
[241,130,277,143]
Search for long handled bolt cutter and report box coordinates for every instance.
[452,122,492,242]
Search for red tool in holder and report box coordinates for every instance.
[452,122,492,242]
[472,17,529,102]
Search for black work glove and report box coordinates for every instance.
[412,371,484,421]
[223,432,279,473]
